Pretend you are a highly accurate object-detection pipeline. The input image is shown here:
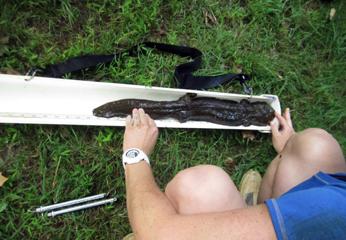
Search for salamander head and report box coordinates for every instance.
[251,102,275,125]
[93,104,116,118]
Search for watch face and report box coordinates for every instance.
[126,149,140,158]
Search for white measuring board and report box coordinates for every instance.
[0,74,281,132]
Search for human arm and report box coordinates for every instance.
[123,108,177,238]
[123,108,276,240]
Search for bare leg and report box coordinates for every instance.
[165,165,246,214]
[258,155,281,202]
[259,128,346,202]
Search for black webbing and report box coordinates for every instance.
[36,42,252,93]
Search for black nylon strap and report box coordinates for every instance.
[36,42,252,93]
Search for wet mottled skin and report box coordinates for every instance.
[93,93,275,126]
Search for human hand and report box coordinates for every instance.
[123,108,159,156]
[270,108,295,153]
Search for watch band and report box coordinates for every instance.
[122,148,150,169]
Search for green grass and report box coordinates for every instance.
[0,0,345,239]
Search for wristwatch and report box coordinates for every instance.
[122,148,150,169]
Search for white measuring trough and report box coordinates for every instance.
[0,74,281,132]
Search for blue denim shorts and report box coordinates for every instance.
[265,172,346,240]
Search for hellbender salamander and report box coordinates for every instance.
[92,93,275,126]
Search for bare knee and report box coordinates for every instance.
[165,165,245,214]
[299,128,334,141]
[285,128,345,170]
[165,165,235,201]
[270,129,345,198]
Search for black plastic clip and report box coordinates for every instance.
[25,68,42,81]
[238,74,253,95]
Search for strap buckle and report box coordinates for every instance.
[238,74,253,95]
[25,68,42,81]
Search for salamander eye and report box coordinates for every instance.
[105,112,114,118]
